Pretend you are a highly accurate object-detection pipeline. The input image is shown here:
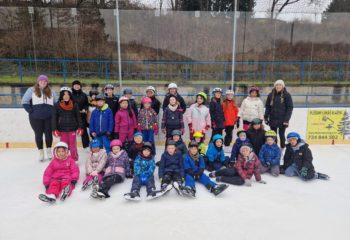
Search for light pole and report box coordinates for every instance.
[115,0,123,93]
[231,0,238,90]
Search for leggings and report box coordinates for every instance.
[270,126,287,149]
[29,117,53,150]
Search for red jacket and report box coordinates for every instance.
[114,108,137,134]
[234,152,261,181]
[222,99,239,127]
[43,155,80,186]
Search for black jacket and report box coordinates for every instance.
[162,93,187,113]
[283,142,315,179]
[141,96,161,115]
[129,98,139,119]
[264,89,293,128]
[105,95,119,117]
[52,101,83,132]
[246,128,266,155]
[209,97,225,129]
[71,89,89,112]
[175,138,188,155]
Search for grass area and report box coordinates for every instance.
[0,75,349,86]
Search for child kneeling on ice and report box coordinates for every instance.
[183,141,228,197]
[82,139,107,190]
[91,139,130,199]
[124,142,161,200]
[205,134,228,171]
[282,132,329,181]
[259,130,281,177]
[158,140,185,195]
[210,143,266,186]
[39,142,80,203]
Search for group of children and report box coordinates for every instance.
[39,82,330,204]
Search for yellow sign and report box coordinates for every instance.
[307,109,350,144]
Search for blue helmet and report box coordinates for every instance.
[89,139,101,149]
[212,134,223,142]
[287,132,300,140]
[133,132,143,138]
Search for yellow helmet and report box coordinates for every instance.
[265,130,277,138]
[193,131,204,138]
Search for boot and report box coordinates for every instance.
[210,184,229,196]
[46,148,52,161]
[38,149,44,162]
[316,172,330,180]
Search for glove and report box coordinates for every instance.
[300,167,308,178]
[71,180,77,186]
[211,122,216,129]
[236,117,240,128]
[76,128,83,136]
[258,180,267,184]
[244,179,252,187]
[264,118,269,125]
[204,125,210,131]
[114,132,119,139]
[283,121,289,126]
[53,130,60,138]
[161,128,166,134]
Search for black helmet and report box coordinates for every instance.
[188,140,199,148]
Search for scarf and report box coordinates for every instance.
[59,100,73,111]
[168,104,178,112]
[190,152,200,162]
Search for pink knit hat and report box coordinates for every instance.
[37,75,49,83]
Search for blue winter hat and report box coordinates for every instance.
[90,139,101,148]
[134,132,143,138]
[212,134,223,142]
[287,132,300,140]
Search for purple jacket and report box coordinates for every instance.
[104,150,131,179]
[114,109,137,134]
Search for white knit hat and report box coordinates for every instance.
[274,79,285,88]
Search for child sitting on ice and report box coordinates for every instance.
[158,140,185,196]
[91,139,131,199]
[170,129,188,155]
[193,131,207,156]
[81,139,107,190]
[124,142,161,200]
[39,142,80,204]
[259,130,281,177]
[205,134,228,171]
[210,143,266,187]
[183,141,228,197]
[246,118,266,155]
[230,130,251,164]
[283,132,329,181]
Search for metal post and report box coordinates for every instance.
[28,7,37,73]
[231,0,238,90]
[115,1,123,94]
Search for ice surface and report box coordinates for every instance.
[0,145,349,240]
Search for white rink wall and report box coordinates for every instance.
[0,107,322,144]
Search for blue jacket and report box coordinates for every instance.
[89,104,114,134]
[158,151,184,178]
[183,153,205,176]
[134,155,155,182]
[230,138,251,161]
[206,143,225,163]
[259,143,281,167]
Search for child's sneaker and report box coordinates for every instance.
[124,191,141,201]
[60,185,71,201]
[210,184,229,196]
[38,193,56,204]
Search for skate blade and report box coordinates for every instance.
[60,185,71,201]
[38,194,56,204]
[124,196,141,201]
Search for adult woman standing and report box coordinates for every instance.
[264,80,294,149]
[22,75,57,161]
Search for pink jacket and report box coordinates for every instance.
[86,149,107,175]
[43,156,80,186]
[186,103,211,132]
[114,108,137,134]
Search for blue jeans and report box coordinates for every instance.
[185,173,216,190]
[285,164,316,181]
[142,130,155,143]
[95,135,111,153]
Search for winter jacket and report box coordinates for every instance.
[175,138,188,155]
[198,143,207,156]
[222,99,239,126]
[158,151,184,178]
[187,103,211,132]
[283,141,315,179]
[114,108,137,134]
[87,99,97,124]
[86,149,107,175]
[183,153,206,177]
[259,143,281,167]
[43,155,80,186]
[246,128,266,155]
[128,98,139,118]
[240,97,264,122]
[206,142,225,163]
[230,138,251,161]
[71,89,89,112]
[22,87,57,120]
[141,96,161,115]
[163,93,187,113]
[104,150,130,179]
[105,95,119,117]
[209,97,225,129]
[234,152,261,181]
[127,142,155,160]
[137,108,158,131]
[89,104,114,134]
[134,155,156,181]
[161,105,184,131]
[264,89,294,128]
[52,100,83,132]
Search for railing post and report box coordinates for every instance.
[262,62,267,83]
[145,62,149,80]
[338,62,343,83]
[105,62,109,81]
[62,61,67,84]
[185,64,189,81]
[300,62,305,83]
[19,61,23,83]
[223,63,227,84]
[306,95,309,108]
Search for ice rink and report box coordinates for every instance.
[0,145,349,240]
